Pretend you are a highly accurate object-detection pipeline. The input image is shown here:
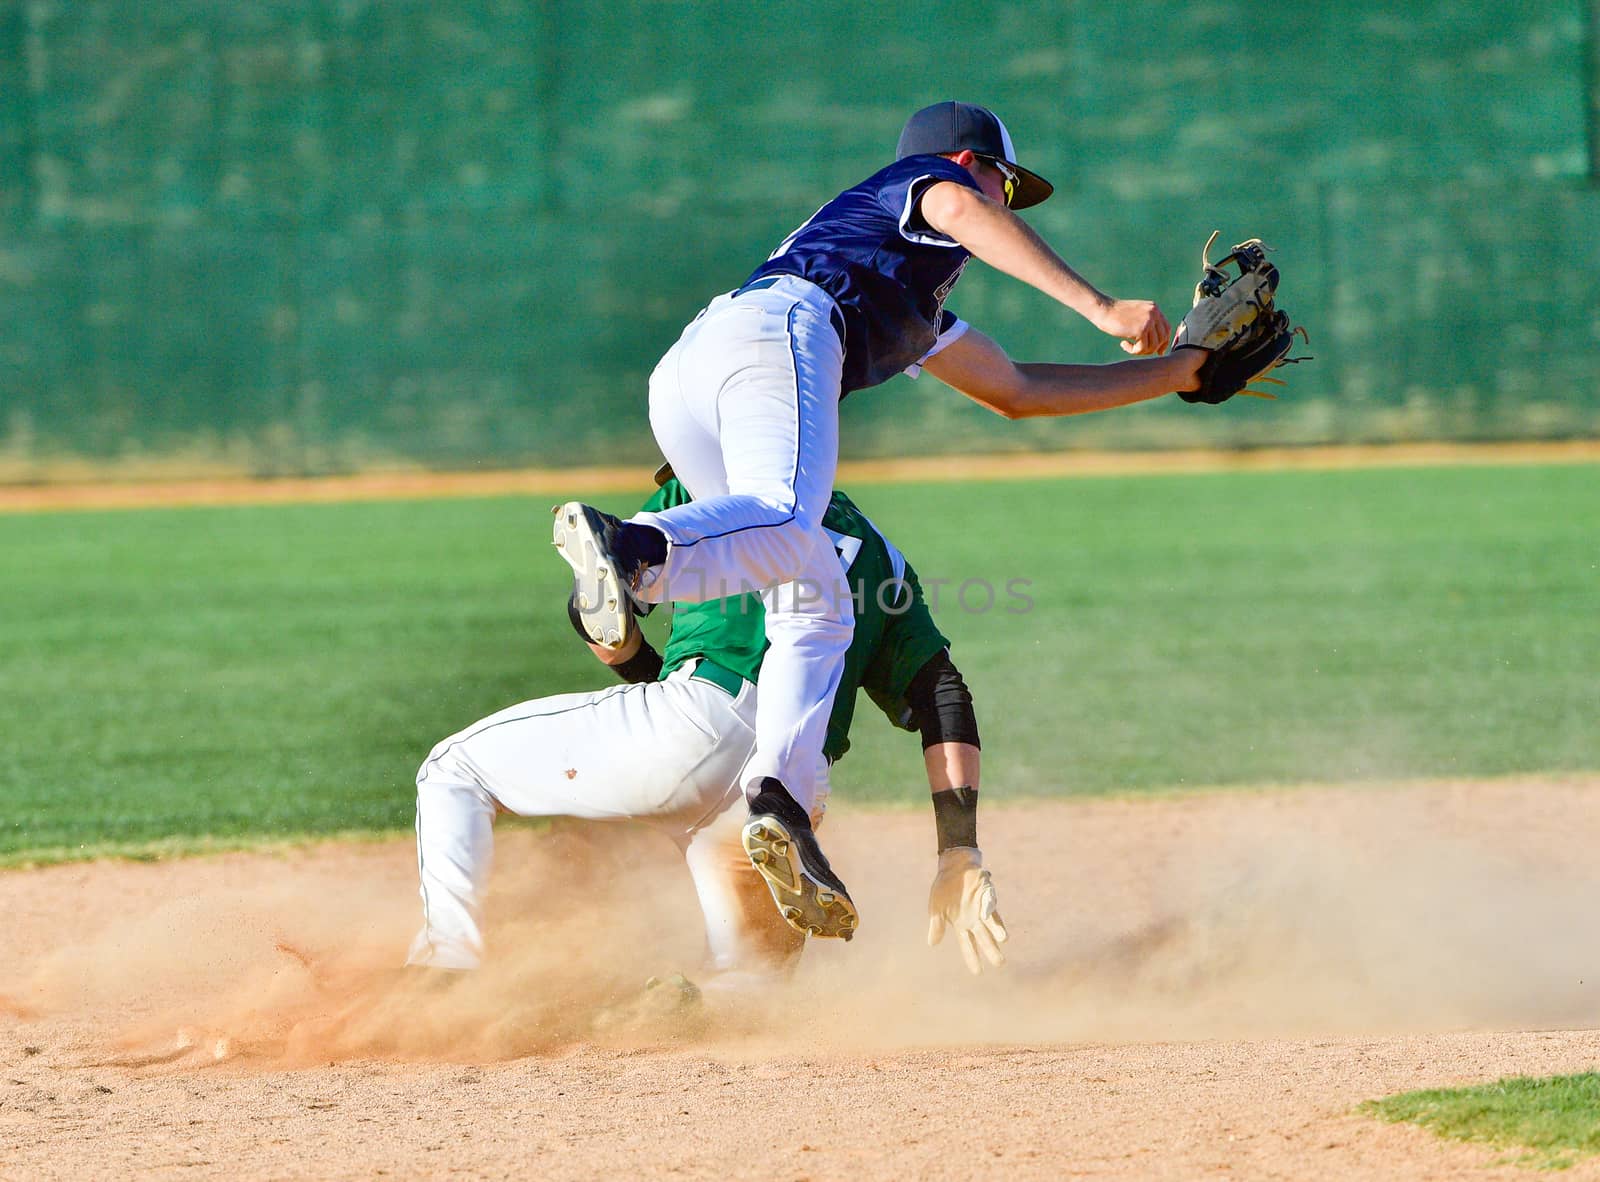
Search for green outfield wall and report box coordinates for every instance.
[1,1,1596,475]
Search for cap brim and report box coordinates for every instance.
[1009,165,1053,210]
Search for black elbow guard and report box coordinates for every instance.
[904,649,981,751]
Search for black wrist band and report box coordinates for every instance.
[931,785,979,852]
[610,639,663,685]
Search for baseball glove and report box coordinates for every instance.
[1173,231,1311,404]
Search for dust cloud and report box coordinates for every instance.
[3,781,1597,1069]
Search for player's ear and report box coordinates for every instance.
[943,149,978,167]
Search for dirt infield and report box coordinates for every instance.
[2,440,1597,514]
[4,778,1600,1179]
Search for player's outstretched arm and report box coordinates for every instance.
[923,323,1205,420]
[904,652,1008,975]
[919,179,1169,355]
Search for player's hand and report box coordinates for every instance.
[1094,298,1171,355]
[926,847,1008,974]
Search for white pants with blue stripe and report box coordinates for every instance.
[407,664,826,973]
[632,275,853,812]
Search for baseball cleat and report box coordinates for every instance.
[743,780,859,942]
[552,501,636,650]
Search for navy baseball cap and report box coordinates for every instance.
[896,101,1054,210]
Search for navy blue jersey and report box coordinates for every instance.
[744,155,980,396]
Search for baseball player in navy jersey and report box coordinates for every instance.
[408,476,1005,988]
[556,101,1209,942]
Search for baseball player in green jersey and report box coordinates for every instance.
[408,477,1005,987]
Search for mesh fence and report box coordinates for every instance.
[1,1,1596,475]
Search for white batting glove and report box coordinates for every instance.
[926,847,1009,974]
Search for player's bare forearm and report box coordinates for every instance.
[919,181,1170,354]
[923,326,1203,420]
[997,355,1199,418]
[587,628,641,666]
[925,742,981,796]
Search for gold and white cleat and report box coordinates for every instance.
[552,501,637,650]
[741,816,859,942]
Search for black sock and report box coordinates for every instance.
[613,522,668,569]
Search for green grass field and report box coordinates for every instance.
[1364,1073,1600,1170]
[2,462,1596,862]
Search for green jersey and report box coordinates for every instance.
[640,479,949,762]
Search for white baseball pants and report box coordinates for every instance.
[406,664,817,976]
[632,276,853,812]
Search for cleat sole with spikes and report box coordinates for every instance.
[741,815,859,942]
[552,501,637,651]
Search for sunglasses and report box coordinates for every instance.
[980,155,1018,207]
